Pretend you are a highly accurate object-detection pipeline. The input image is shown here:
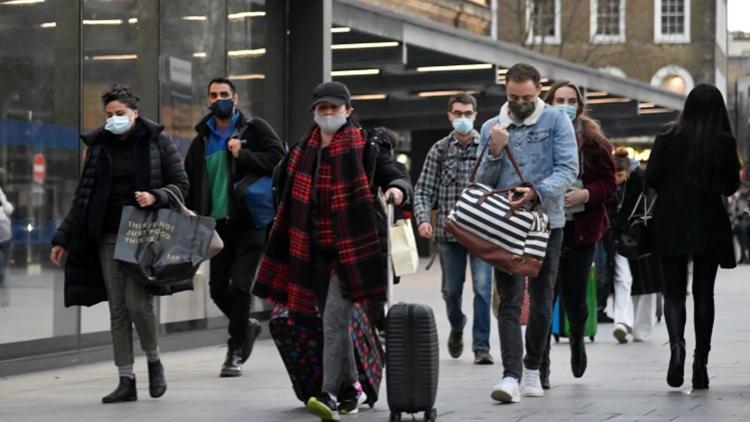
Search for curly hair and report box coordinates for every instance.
[101,84,140,110]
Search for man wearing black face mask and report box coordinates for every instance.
[185,77,285,377]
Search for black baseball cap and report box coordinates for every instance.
[311,81,351,109]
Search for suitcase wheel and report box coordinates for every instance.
[390,411,402,422]
[424,408,437,421]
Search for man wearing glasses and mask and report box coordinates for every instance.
[184,77,285,377]
[414,93,494,365]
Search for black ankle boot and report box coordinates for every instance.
[102,376,137,404]
[570,336,587,378]
[148,360,167,398]
[667,338,686,387]
[220,347,243,377]
[692,349,710,390]
[540,362,551,390]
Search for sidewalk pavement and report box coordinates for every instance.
[2,259,750,421]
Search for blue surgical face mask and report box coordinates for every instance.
[451,117,474,135]
[210,98,235,119]
[555,104,577,121]
[314,112,348,134]
[105,115,133,135]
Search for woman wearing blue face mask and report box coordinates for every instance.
[253,81,412,420]
[538,81,617,387]
[50,84,189,404]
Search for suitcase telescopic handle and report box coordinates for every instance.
[386,197,395,310]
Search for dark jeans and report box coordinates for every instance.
[495,228,563,380]
[438,241,493,353]
[593,240,612,312]
[210,219,265,350]
[660,255,718,354]
[557,225,596,338]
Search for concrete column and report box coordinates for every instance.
[265,0,331,145]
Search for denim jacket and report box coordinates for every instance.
[476,98,579,229]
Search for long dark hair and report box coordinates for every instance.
[665,83,735,189]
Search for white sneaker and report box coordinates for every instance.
[491,376,521,403]
[613,323,629,344]
[521,368,544,397]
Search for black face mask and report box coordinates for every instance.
[508,100,536,121]
[209,98,235,119]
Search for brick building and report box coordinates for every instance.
[359,0,728,97]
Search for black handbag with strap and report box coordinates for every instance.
[616,178,655,259]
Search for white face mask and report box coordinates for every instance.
[105,115,133,135]
[314,113,347,134]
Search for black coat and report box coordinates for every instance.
[646,129,741,268]
[184,111,285,228]
[52,117,190,307]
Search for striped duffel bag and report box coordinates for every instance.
[444,182,550,277]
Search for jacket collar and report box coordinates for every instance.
[80,117,164,147]
[195,109,248,138]
[498,97,547,127]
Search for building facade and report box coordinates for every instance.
[728,31,750,159]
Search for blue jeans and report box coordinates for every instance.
[438,241,493,353]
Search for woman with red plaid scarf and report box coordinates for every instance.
[252,81,411,421]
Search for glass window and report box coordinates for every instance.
[227,0,268,117]
[0,0,81,343]
[530,0,556,37]
[596,0,622,36]
[661,0,685,35]
[80,0,147,333]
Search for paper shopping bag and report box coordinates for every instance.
[388,218,419,276]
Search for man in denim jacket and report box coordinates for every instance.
[477,63,578,403]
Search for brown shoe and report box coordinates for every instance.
[447,330,463,359]
[474,351,494,365]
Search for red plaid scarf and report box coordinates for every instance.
[253,124,385,318]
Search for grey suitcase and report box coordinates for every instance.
[385,203,439,422]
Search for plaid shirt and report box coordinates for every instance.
[414,130,481,242]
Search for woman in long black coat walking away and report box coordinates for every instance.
[646,83,741,390]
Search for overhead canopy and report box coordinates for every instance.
[332,0,683,139]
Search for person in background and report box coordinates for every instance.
[252,81,411,420]
[414,93,494,365]
[50,84,189,403]
[477,63,578,402]
[184,77,284,377]
[0,168,13,287]
[541,80,616,386]
[607,148,660,344]
[647,83,741,390]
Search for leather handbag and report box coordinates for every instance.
[616,189,655,259]
[444,143,550,278]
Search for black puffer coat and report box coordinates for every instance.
[51,117,190,307]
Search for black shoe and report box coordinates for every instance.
[667,338,686,387]
[447,330,463,359]
[101,376,137,404]
[147,360,167,398]
[241,318,262,364]
[692,350,710,390]
[597,311,614,324]
[338,384,365,415]
[570,336,587,378]
[220,348,243,377]
[540,362,551,390]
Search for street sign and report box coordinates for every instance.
[33,153,46,184]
